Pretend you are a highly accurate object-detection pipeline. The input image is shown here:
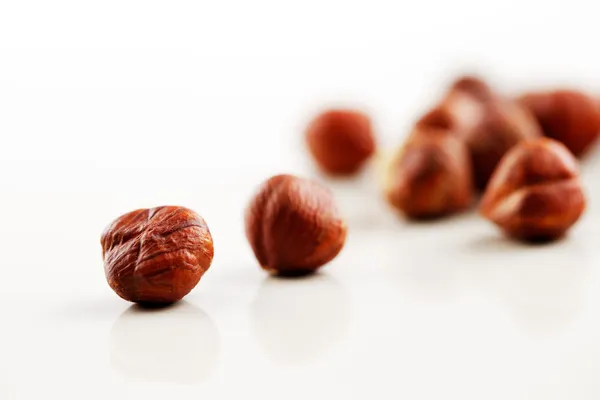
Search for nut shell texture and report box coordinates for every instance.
[306,109,376,176]
[101,206,214,304]
[519,90,600,156]
[385,128,474,219]
[245,174,347,275]
[480,138,586,241]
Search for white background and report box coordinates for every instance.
[1,1,600,399]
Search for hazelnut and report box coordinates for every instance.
[305,109,376,176]
[433,90,487,135]
[416,77,492,142]
[480,138,586,242]
[419,77,542,190]
[439,75,494,132]
[415,107,457,131]
[448,75,495,103]
[245,174,347,276]
[518,89,600,156]
[463,99,542,190]
[384,127,474,219]
[101,206,214,304]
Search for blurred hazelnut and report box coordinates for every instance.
[439,76,495,133]
[101,206,214,304]
[518,89,600,156]
[245,174,347,276]
[434,90,487,135]
[384,127,474,219]
[480,138,586,242]
[417,76,492,145]
[305,109,376,176]
[464,99,542,190]
[415,107,457,131]
[419,76,542,190]
[448,75,495,103]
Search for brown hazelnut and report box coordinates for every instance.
[464,99,542,190]
[384,127,474,219]
[419,77,542,190]
[305,109,376,176]
[433,90,487,135]
[417,77,492,147]
[448,75,495,103]
[480,138,586,242]
[245,174,347,276]
[101,206,214,304]
[518,89,600,156]
[439,75,494,132]
[415,107,457,131]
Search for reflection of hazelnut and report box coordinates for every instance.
[480,138,586,242]
[464,100,542,190]
[384,127,473,219]
[110,303,219,384]
[518,90,600,157]
[101,206,214,304]
[305,109,376,176]
[245,174,347,276]
[251,275,349,365]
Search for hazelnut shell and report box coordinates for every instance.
[305,109,376,176]
[421,77,542,191]
[245,174,347,276]
[465,99,542,190]
[518,90,600,156]
[385,127,474,219]
[480,138,586,241]
[436,90,487,134]
[101,206,214,304]
[448,75,495,103]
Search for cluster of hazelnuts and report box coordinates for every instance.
[100,75,599,305]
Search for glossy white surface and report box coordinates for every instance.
[1,158,600,399]
[2,1,600,398]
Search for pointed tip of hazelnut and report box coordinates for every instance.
[449,75,494,103]
[415,107,457,131]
